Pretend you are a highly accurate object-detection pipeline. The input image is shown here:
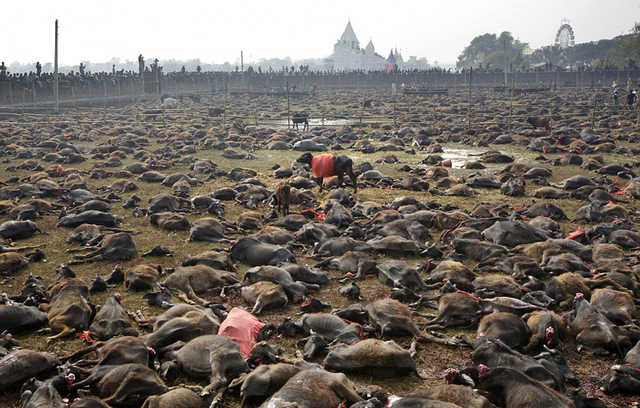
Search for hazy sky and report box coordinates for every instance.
[3,0,638,67]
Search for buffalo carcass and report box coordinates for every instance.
[322,339,420,378]
[259,369,362,408]
[189,218,231,242]
[376,260,427,290]
[476,312,530,350]
[68,232,136,265]
[596,364,640,395]
[244,265,318,301]
[278,313,364,345]
[235,281,288,315]
[161,335,248,404]
[182,251,236,271]
[0,220,45,240]
[472,337,565,391]
[60,335,152,367]
[424,292,482,329]
[124,264,163,291]
[162,265,238,304]
[565,293,632,358]
[142,309,221,350]
[0,349,59,390]
[67,363,167,406]
[228,362,312,408]
[140,388,203,408]
[88,294,134,341]
[315,251,377,280]
[147,193,192,214]
[58,211,119,228]
[0,303,48,333]
[20,377,66,408]
[40,284,92,342]
[479,366,575,408]
[230,237,295,266]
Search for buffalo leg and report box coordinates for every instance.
[46,325,77,343]
[102,372,167,406]
[346,166,358,193]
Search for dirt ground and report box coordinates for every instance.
[0,88,639,407]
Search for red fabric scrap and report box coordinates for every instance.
[566,229,585,240]
[218,307,266,359]
[311,155,336,178]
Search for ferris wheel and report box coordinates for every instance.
[555,18,575,48]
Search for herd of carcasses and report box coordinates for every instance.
[1,98,640,408]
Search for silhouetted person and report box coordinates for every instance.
[79,62,85,75]
[36,62,42,77]
[138,54,144,75]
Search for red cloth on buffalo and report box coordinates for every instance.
[311,154,336,178]
[218,307,265,358]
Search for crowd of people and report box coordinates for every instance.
[1,59,639,97]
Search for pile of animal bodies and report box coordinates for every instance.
[1,94,640,408]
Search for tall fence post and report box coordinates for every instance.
[8,82,13,110]
[32,81,37,109]
[591,91,597,130]
[508,79,514,133]
[467,67,473,131]
[223,83,228,128]
[71,83,76,108]
[286,81,290,129]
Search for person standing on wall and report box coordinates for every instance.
[36,62,42,77]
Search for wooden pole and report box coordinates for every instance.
[223,83,228,128]
[508,79,514,133]
[54,19,59,112]
[467,67,473,130]
[286,81,290,129]
[591,91,597,130]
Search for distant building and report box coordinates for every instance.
[331,21,401,72]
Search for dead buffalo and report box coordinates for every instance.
[476,312,530,350]
[0,303,48,333]
[258,369,362,408]
[60,335,151,367]
[162,334,248,405]
[189,218,230,242]
[58,211,119,228]
[244,265,317,301]
[228,362,307,408]
[68,232,136,265]
[322,339,419,378]
[479,366,574,408]
[0,349,60,390]
[41,284,92,342]
[142,310,220,350]
[565,293,632,358]
[162,265,238,304]
[0,220,45,240]
[472,337,564,391]
[68,363,167,406]
[147,193,192,214]
[88,294,134,341]
[141,388,203,408]
[230,237,295,266]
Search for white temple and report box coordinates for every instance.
[332,21,398,72]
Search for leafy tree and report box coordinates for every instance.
[608,22,640,68]
[457,31,528,69]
